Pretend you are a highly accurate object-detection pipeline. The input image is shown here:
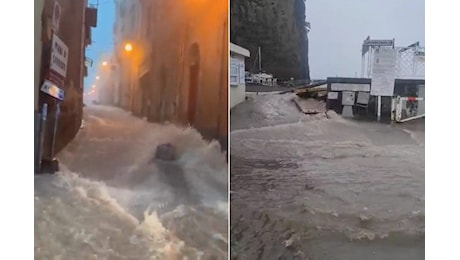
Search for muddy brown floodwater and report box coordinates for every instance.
[230,94,424,260]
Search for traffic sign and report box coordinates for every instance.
[40,80,65,101]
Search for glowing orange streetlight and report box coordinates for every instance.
[102,61,108,66]
[96,76,100,80]
[124,42,133,52]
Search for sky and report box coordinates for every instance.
[307,0,425,79]
[84,0,115,92]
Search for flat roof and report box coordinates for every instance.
[230,43,250,57]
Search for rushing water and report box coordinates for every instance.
[35,106,228,260]
[230,94,424,260]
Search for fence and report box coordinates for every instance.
[396,47,425,79]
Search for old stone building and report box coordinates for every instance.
[113,0,228,148]
[36,0,96,160]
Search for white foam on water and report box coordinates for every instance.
[36,170,203,259]
[35,106,228,259]
[231,94,424,259]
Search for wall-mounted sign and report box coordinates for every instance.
[330,83,370,92]
[40,80,65,101]
[50,34,68,78]
[356,92,370,105]
[327,92,338,100]
[52,1,61,32]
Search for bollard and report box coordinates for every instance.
[34,111,40,173]
[37,103,48,173]
[39,103,60,174]
[50,103,61,158]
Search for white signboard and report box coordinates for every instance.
[371,48,397,96]
[330,83,370,92]
[327,92,338,100]
[50,34,69,78]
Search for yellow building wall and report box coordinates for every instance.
[135,0,228,142]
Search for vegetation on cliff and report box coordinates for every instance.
[230,0,310,81]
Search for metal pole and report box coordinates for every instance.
[50,103,60,158]
[377,95,382,121]
[258,46,261,72]
[361,54,365,77]
[37,103,48,172]
[396,96,402,122]
[391,97,395,121]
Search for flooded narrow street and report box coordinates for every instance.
[35,106,228,259]
[230,93,424,260]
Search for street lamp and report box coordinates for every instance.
[124,42,133,52]
[96,76,100,80]
[102,61,108,66]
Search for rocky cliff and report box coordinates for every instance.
[230,0,310,81]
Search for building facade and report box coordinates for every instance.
[37,0,96,160]
[113,0,228,148]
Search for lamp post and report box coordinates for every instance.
[124,42,133,52]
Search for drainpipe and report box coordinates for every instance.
[34,0,45,173]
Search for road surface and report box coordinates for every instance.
[230,93,424,260]
[35,105,228,259]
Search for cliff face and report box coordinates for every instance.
[231,0,310,81]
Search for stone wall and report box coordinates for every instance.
[230,0,310,81]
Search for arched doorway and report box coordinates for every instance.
[188,43,200,125]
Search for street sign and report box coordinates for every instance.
[40,80,65,101]
[50,34,68,78]
[45,70,64,87]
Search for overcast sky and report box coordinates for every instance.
[307,0,425,79]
